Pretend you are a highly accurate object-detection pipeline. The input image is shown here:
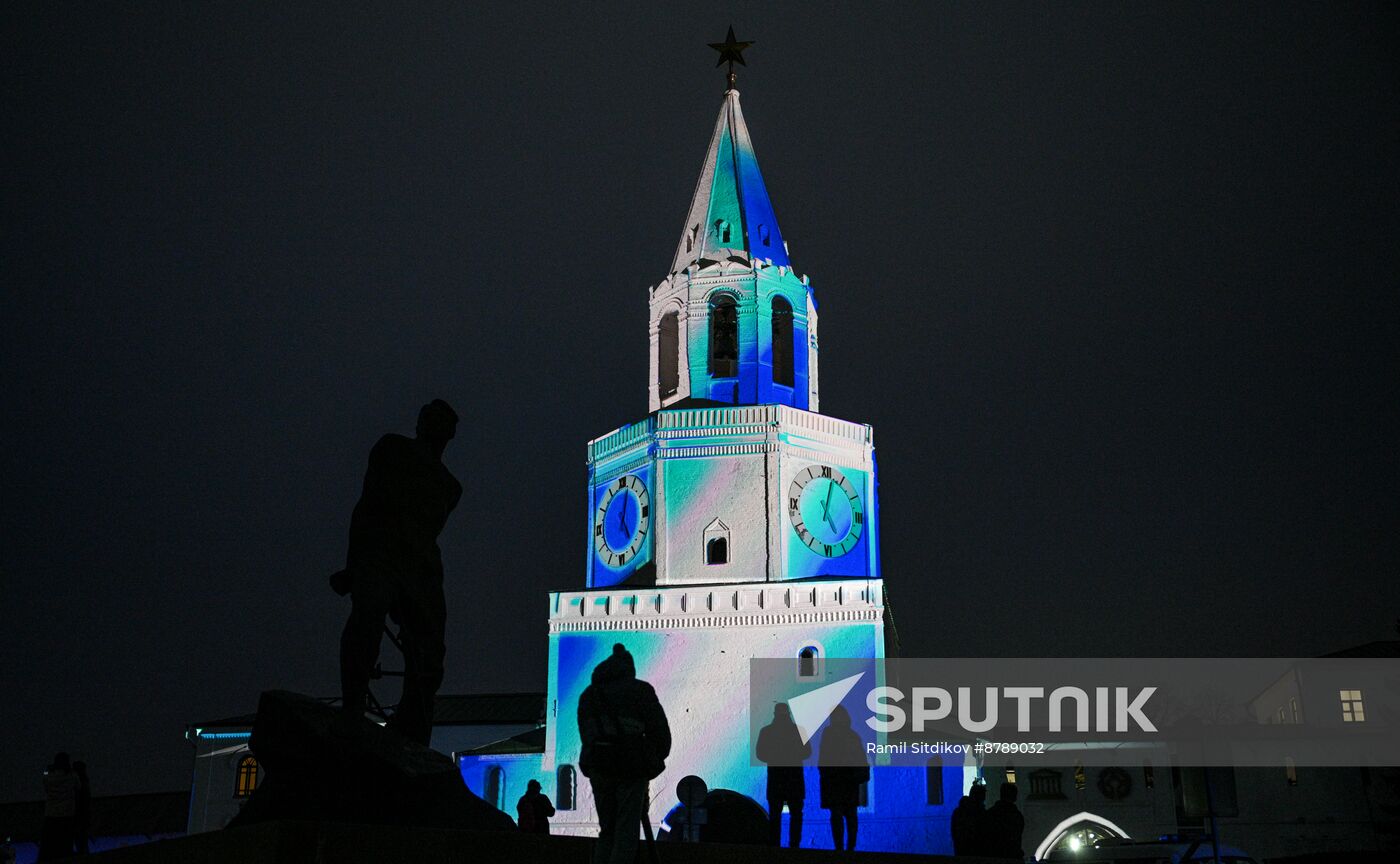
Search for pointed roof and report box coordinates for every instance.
[671,88,790,273]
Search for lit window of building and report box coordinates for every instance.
[234,755,259,798]
[1340,690,1365,722]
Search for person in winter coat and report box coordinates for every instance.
[72,761,91,855]
[817,705,869,851]
[756,702,811,847]
[984,782,1026,860]
[39,753,78,861]
[950,781,988,855]
[516,779,555,835]
[578,644,671,864]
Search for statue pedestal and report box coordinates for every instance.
[228,690,514,832]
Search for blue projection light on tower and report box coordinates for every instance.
[457,33,961,854]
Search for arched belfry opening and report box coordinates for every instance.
[658,311,679,398]
[709,295,738,377]
[771,295,793,387]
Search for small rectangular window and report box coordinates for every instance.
[557,765,577,810]
[925,758,944,806]
[1340,689,1366,722]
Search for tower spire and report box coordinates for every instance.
[669,71,789,273]
[707,25,753,93]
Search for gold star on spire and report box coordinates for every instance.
[708,25,753,91]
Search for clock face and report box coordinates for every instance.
[788,464,864,558]
[594,474,650,568]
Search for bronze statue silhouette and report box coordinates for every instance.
[334,399,462,745]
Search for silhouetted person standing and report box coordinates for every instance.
[72,761,91,855]
[337,399,462,745]
[950,781,987,855]
[817,705,868,852]
[985,782,1025,860]
[516,779,555,835]
[756,703,810,848]
[578,644,671,864]
[39,753,78,860]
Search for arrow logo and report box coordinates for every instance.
[787,672,865,745]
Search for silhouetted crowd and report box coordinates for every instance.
[567,645,895,858]
[566,648,1028,858]
[39,752,91,860]
[756,701,871,851]
[952,780,1026,859]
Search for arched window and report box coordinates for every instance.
[797,645,822,679]
[234,755,259,798]
[658,311,679,397]
[714,219,731,244]
[926,757,944,805]
[484,765,504,810]
[703,518,730,566]
[557,765,577,810]
[705,536,728,565]
[1034,812,1131,860]
[771,296,793,387]
[709,296,738,377]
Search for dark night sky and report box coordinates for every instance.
[3,2,1398,802]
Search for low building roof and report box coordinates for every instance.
[462,726,547,756]
[191,692,544,730]
[1322,640,1400,658]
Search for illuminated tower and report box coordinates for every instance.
[460,32,954,854]
[586,72,876,590]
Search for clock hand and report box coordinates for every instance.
[618,492,629,534]
[822,481,836,529]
